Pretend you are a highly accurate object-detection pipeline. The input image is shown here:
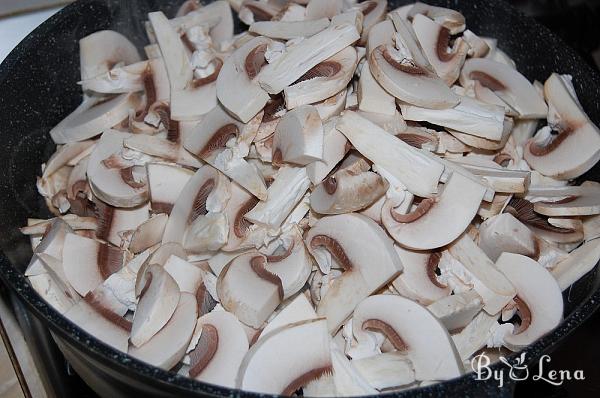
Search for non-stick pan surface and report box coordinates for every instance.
[1,1,599,397]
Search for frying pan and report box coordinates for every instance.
[0,0,599,397]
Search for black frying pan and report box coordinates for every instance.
[1,1,599,397]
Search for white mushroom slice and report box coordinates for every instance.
[249,18,329,39]
[258,293,317,341]
[162,165,231,245]
[131,264,181,347]
[93,200,150,248]
[382,173,486,250]
[129,292,197,370]
[353,295,463,380]
[446,117,513,151]
[79,30,141,81]
[352,352,416,390]
[272,105,324,165]
[29,271,78,314]
[273,3,307,22]
[584,214,600,242]
[221,183,266,252]
[325,345,378,395]
[183,212,229,254]
[87,130,148,208]
[306,119,349,185]
[239,1,281,24]
[427,290,483,331]
[123,129,202,169]
[50,94,141,144]
[551,239,600,291]
[63,233,125,296]
[453,162,530,194]
[531,184,600,217]
[188,310,249,387]
[25,219,73,276]
[173,1,234,45]
[245,166,310,230]
[237,318,332,395]
[365,19,394,57]
[306,214,403,332]
[357,109,408,136]
[460,58,548,119]
[412,14,468,85]
[472,80,518,116]
[451,310,498,361]
[163,255,204,294]
[41,140,96,181]
[128,214,168,253]
[496,253,563,351]
[64,299,129,352]
[448,234,516,315]
[358,62,396,115]
[391,247,450,305]
[217,36,272,123]
[258,23,360,94]
[331,10,364,33]
[217,252,283,328]
[478,213,537,262]
[305,0,342,19]
[311,169,388,214]
[147,163,194,215]
[336,111,444,198]
[358,0,387,43]
[407,2,465,34]
[524,74,600,179]
[80,60,149,94]
[463,30,490,58]
[314,88,347,121]
[400,97,506,141]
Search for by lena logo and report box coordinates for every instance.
[471,352,585,388]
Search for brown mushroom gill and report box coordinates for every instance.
[94,199,114,241]
[380,46,427,75]
[84,292,133,331]
[134,66,157,122]
[196,282,218,316]
[426,252,447,289]
[281,366,334,397]
[360,1,378,16]
[250,256,284,300]
[512,296,532,335]
[396,133,436,149]
[266,240,295,263]
[294,61,342,84]
[198,124,239,158]
[234,197,260,238]
[272,148,283,166]
[323,176,337,195]
[390,198,436,223]
[192,58,224,88]
[244,4,274,22]
[262,95,285,123]
[246,44,268,80]
[310,235,353,271]
[493,153,512,167]
[152,202,175,215]
[362,319,409,351]
[505,198,575,234]
[120,167,147,189]
[436,27,456,63]
[528,126,575,157]
[189,323,219,378]
[188,179,216,224]
[97,243,124,280]
[469,71,506,91]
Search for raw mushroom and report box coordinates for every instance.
[272,105,324,165]
[477,213,538,261]
[249,18,330,39]
[306,119,349,185]
[530,183,600,217]
[551,239,600,291]
[257,293,317,341]
[79,30,141,81]
[407,2,466,35]
[146,163,194,215]
[427,290,483,331]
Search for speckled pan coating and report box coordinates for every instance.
[0,0,599,397]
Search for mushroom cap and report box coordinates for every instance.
[236,318,332,395]
[79,30,141,81]
[496,253,563,350]
[353,294,463,381]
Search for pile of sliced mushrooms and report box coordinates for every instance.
[23,0,600,395]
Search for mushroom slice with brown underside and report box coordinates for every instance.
[306,118,349,185]
[272,105,324,165]
[284,46,358,110]
[495,253,563,351]
[147,163,194,215]
[306,213,403,333]
[221,182,266,252]
[358,62,396,116]
[412,14,468,85]
[551,239,600,291]
[471,80,518,116]
[336,111,444,198]
[311,168,388,215]
[188,309,249,387]
[357,0,387,44]
[80,60,149,94]
[170,1,234,46]
[382,172,487,250]
[93,200,150,248]
[524,73,600,179]
[407,2,466,35]
[258,23,360,94]
[129,292,197,370]
[399,96,506,142]
[460,58,548,119]
[353,294,463,381]
[427,289,483,332]
[217,36,272,123]
[131,264,181,347]
[249,18,330,39]
[365,19,395,57]
[257,293,317,341]
[79,30,141,81]
[236,318,332,395]
[477,213,538,262]
[50,94,141,144]
[217,252,283,328]
[391,247,451,306]
[63,233,125,297]
[530,183,600,217]
[447,233,516,315]
[87,130,148,208]
[162,165,231,245]
[239,1,281,25]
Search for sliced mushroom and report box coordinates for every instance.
[331,10,364,34]
[172,1,234,46]
[163,254,205,294]
[460,58,548,119]
[551,239,600,291]
[523,73,600,179]
[94,200,150,248]
[358,0,387,44]
[217,252,283,328]
[284,46,358,109]
[462,30,490,58]
[29,270,79,314]
[306,214,403,332]
[495,253,563,351]
[453,161,530,194]
[451,310,498,361]
[365,19,395,57]
[239,0,281,24]
[272,105,324,165]
[446,117,513,151]
[79,30,141,81]
[257,293,317,341]
[391,247,451,306]
[447,233,516,315]
[250,18,329,39]
[124,128,202,169]
[478,213,537,262]
[183,212,229,254]
[146,163,194,215]
[305,0,342,19]
[41,141,96,181]
[311,168,388,214]
[188,310,249,387]
[25,219,73,276]
[236,318,332,395]
[80,60,149,94]
[353,294,463,380]
[427,290,483,331]
[529,183,600,217]
[130,264,181,347]
[382,172,486,250]
[258,23,360,94]
[336,111,444,198]
[352,351,416,391]
[129,292,197,369]
[358,62,396,116]
[412,14,468,85]
[306,119,349,185]
[407,2,465,34]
